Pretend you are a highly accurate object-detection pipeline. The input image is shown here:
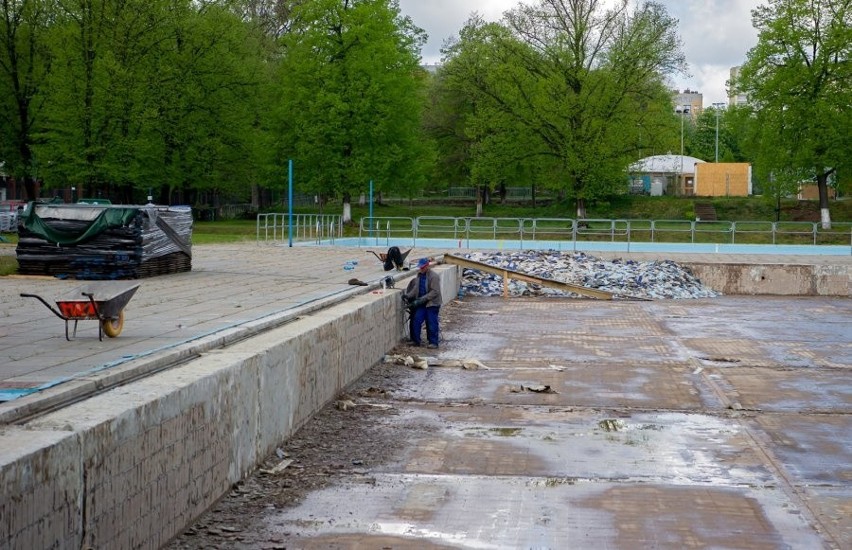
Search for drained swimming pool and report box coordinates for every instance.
[312,236,852,256]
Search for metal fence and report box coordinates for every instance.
[357,216,852,249]
[217,204,254,220]
[256,213,343,243]
[447,187,476,198]
[444,187,535,200]
[0,212,17,233]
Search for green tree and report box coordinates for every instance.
[0,0,54,199]
[423,70,474,195]
[690,106,745,163]
[137,2,270,206]
[725,104,797,217]
[439,0,686,217]
[31,0,270,205]
[274,0,430,221]
[735,0,852,228]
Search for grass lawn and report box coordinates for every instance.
[191,221,258,244]
[0,253,16,276]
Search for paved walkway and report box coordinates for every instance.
[0,244,444,408]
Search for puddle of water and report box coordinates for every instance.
[461,426,524,437]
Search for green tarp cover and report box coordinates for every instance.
[21,204,139,245]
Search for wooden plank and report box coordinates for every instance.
[443,254,616,300]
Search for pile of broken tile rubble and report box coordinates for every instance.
[457,250,720,300]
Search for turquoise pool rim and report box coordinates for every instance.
[306,237,852,256]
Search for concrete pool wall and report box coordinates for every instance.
[0,263,461,549]
[684,262,849,296]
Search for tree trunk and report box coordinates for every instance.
[475,186,483,217]
[342,191,352,223]
[774,191,781,223]
[817,170,833,229]
[23,176,37,201]
[576,197,587,219]
[251,183,260,209]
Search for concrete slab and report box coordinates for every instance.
[0,244,446,412]
[189,295,850,549]
[267,476,823,549]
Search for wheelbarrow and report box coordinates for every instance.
[21,282,141,341]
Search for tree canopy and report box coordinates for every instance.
[434,0,686,216]
[735,0,852,227]
[1,0,848,218]
[273,0,432,212]
[0,0,431,209]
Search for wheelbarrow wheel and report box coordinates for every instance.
[101,311,125,338]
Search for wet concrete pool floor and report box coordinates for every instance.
[178,295,850,549]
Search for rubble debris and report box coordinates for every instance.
[458,250,720,300]
[335,399,357,411]
[259,459,294,475]
[462,359,490,370]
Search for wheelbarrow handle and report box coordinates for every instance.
[20,293,69,321]
[80,291,103,320]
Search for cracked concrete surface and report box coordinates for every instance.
[170,295,850,549]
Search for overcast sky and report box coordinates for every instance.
[397,0,759,106]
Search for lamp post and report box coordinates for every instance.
[677,104,690,185]
[712,102,725,162]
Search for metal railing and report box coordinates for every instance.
[218,204,254,220]
[0,212,17,233]
[256,213,343,243]
[350,216,851,251]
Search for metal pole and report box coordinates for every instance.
[680,111,684,193]
[712,103,725,162]
[288,159,293,247]
[680,110,684,159]
[715,111,720,162]
[369,180,373,238]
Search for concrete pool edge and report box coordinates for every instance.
[682,262,849,296]
[318,237,852,256]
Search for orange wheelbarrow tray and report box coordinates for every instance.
[21,282,141,341]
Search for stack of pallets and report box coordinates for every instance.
[16,204,192,279]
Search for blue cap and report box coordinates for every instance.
[417,258,430,269]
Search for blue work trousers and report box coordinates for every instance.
[411,306,440,346]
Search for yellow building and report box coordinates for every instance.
[797,184,835,200]
[694,163,752,196]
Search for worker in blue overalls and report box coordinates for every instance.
[404,258,442,348]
